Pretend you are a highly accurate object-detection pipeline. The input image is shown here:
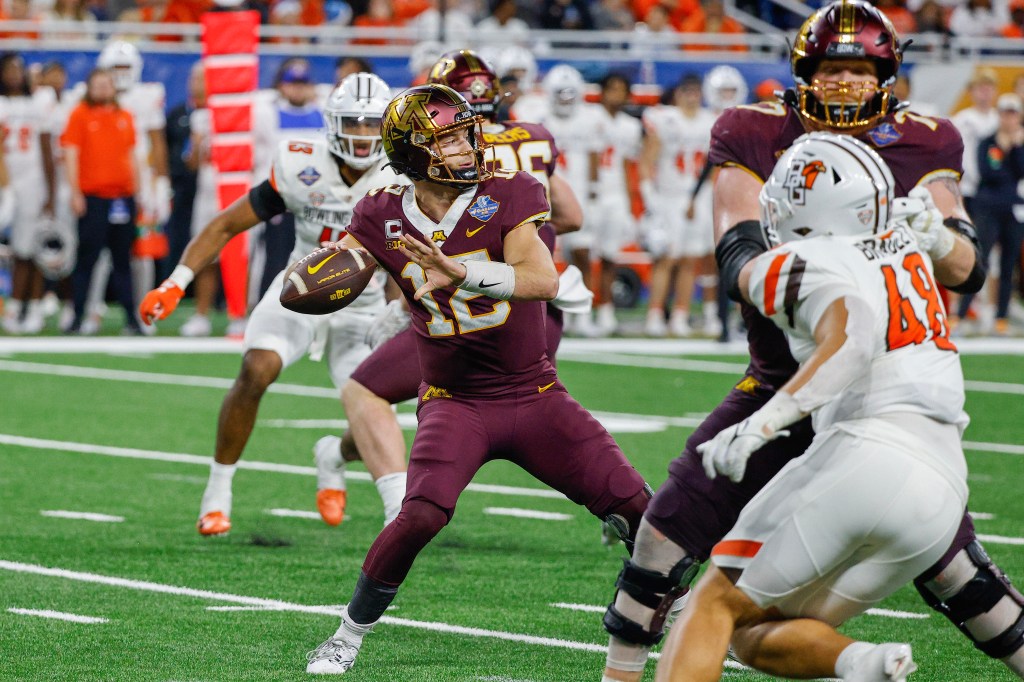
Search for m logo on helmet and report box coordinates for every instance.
[783,159,826,204]
[388,93,437,140]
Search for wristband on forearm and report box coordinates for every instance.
[458,260,516,300]
[167,264,195,291]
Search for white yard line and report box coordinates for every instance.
[7,607,109,624]
[0,434,570,501]
[978,534,1024,546]
[963,441,1024,456]
[483,508,574,521]
[970,512,996,520]
[0,559,748,667]
[549,602,929,621]
[265,508,323,520]
[40,510,124,523]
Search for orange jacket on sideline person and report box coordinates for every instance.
[60,101,136,198]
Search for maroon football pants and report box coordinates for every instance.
[361,380,647,586]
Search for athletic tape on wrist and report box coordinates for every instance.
[459,260,516,300]
[167,264,195,291]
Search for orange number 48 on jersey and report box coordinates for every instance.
[882,252,957,352]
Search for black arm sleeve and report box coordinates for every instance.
[943,217,987,294]
[715,219,768,303]
[248,179,287,222]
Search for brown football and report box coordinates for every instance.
[279,246,376,314]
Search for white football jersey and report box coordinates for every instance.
[642,104,715,194]
[269,137,410,310]
[2,88,57,182]
[594,106,641,198]
[538,103,603,199]
[747,226,967,434]
[951,106,998,197]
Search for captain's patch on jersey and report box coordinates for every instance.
[467,195,500,221]
[298,166,322,186]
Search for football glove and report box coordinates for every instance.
[365,299,410,349]
[697,392,801,483]
[891,187,955,260]
[139,280,185,324]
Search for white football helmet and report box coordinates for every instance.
[97,40,143,93]
[542,64,585,118]
[496,46,538,90]
[702,65,748,112]
[324,72,391,170]
[34,220,76,280]
[759,132,894,246]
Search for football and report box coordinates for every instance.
[280,246,376,314]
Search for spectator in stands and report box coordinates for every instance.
[406,0,475,44]
[914,0,952,38]
[335,56,374,84]
[873,0,916,34]
[634,3,680,50]
[949,0,1007,36]
[61,68,142,335]
[592,0,636,30]
[393,0,432,22]
[958,92,1024,336]
[633,0,697,31]
[353,0,401,44]
[117,0,168,23]
[678,0,746,51]
[953,68,1000,216]
[1001,0,1024,36]
[3,0,41,39]
[477,0,531,46]
[269,0,308,43]
[539,0,595,30]
[41,0,98,42]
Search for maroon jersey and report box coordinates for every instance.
[485,120,560,250]
[347,170,552,396]
[709,101,965,387]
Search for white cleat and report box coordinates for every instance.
[306,637,360,675]
[644,313,668,338]
[180,313,212,337]
[669,313,692,338]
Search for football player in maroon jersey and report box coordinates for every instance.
[305,84,648,675]
[312,49,589,529]
[603,2,1023,680]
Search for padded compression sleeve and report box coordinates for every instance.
[715,220,768,303]
[943,217,987,295]
[248,179,287,222]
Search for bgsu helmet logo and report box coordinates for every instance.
[782,159,826,205]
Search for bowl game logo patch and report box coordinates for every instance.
[467,195,500,222]
[298,166,322,186]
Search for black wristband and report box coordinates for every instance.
[715,219,768,303]
[943,217,980,250]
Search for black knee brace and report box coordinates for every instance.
[603,555,700,647]
[916,541,1024,659]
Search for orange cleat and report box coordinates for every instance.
[197,511,231,536]
[317,489,347,526]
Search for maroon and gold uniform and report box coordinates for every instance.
[646,101,967,558]
[349,120,565,402]
[345,169,646,584]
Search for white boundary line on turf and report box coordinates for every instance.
[266,508,324,520]
[3,356,1023,400]
[3,335,1024,355]
[7,607,109,624]
[978,534,1024,546]
[483,508,574,521]
[0,434,570,501]
[0,559,751,668]
[549,602,930,621]
[40,510,124,523]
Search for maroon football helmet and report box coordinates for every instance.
[427,49,501,121]
[381,84,492,186]
[790,0,904,129]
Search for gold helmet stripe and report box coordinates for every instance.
[838,0,856,43]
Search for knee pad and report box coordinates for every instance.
[916,541,1024,659]
[603,555,699,647]
[602,483,653,554]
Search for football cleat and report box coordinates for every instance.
[881,644,917,681]
[197,511,231,536]
[306,637,360,675]
[317,489,347,527]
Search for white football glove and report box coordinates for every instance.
[696,392,801,483]
[365,299,410,350]
[891,186,955,260]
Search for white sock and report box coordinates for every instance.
[375,472,406,526]
[335,606,374,646]
[200,461,236,517]
[4,299,22,319]
[704,300,718,319]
